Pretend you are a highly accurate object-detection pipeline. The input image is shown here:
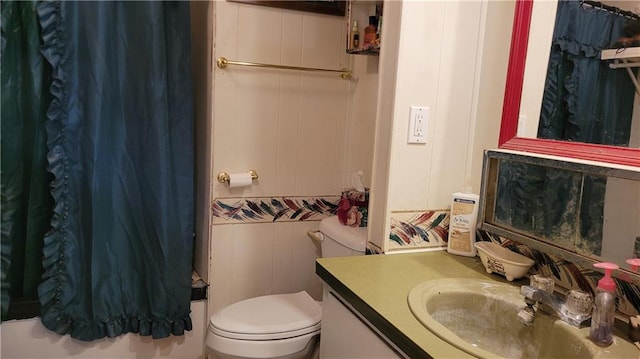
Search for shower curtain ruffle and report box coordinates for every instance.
[553,0,624,57]
[36,1,193,341]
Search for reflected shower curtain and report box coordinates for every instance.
[2,1,194,340]
[538,0,636,145]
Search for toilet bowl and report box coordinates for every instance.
[206,291,321,359]
[205,216,367,359]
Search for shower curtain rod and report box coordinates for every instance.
[581,0,640,20]
[216,57,352,80]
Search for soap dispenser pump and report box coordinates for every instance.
[589,262,619,347]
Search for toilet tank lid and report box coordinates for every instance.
[210,291,321,335]
[318,216,367,252]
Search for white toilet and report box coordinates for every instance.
[205,215,367,359]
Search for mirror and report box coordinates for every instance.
[500,0,640,167]
[480,150,640,274]
[520,0,639,148]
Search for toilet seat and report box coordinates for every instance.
[209,291,322,340]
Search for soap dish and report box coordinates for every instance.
[474,242,535,281]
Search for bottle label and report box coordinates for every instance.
[451,198,476,229]
[449,229,472,252]
[448,196,477,253]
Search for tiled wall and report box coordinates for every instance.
[211,196,340,224]
[478,231,640,317]
[209,1,378,316]
[386,210,450,253]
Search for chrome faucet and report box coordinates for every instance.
[518,275,593,328]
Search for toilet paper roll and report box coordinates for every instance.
[228,172,253,188]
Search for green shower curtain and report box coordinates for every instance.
[1,1,194,341]
[1,1,52,319]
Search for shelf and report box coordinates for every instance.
[346,1,382,56]
[346,46,380,55]
[601,47,640,95]
[601,47,640,67]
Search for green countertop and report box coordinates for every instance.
[316,250,528,358]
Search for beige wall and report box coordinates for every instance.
[207,0,515,311]
[368,1,514,252]
[207,0,378,316]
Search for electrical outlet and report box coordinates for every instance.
[408,106,429,144]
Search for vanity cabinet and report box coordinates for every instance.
[319,283,404,358]
[346,0,383,55]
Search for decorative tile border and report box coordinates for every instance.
[211,196,340,224]
[367,241,383,255]
[387,210,450,252]
[478,230,640,317]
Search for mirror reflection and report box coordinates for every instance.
[481,150,640,270]
[520,0,640,148]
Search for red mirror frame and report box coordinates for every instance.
[499,0,640,167]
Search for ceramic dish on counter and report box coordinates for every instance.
[474,241,535,281]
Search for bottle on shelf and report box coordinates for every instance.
[351,20,360,49]
[375,2,383,45]
[363,16,377,48]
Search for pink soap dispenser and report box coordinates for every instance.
[626,258,640,272]
[589,262,619,346]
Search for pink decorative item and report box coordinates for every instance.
[337,189,369,228]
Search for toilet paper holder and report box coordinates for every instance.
[217,170,259,185]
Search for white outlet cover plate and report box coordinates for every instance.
[408,106,429,144]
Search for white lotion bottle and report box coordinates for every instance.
[447,186,479,257]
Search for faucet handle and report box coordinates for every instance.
[530,274,554,293]
[566,290,593,316]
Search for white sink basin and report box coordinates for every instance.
[407,278,638,359]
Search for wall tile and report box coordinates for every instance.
[387,210,450,252]
[237,6,282,63]
[478,230,640,318]
[209,220,327,313]
[209,225,234,317]
[211,1,375,314]
[229,223,276,303]
[291,222,324,300]
[211,195,339,224]
[272,223,295,294]
[275,72,302,195]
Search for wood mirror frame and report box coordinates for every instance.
[499,0,640,168]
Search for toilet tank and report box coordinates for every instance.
[318,216,367,258]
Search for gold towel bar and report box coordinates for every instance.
[216,57,352,79]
